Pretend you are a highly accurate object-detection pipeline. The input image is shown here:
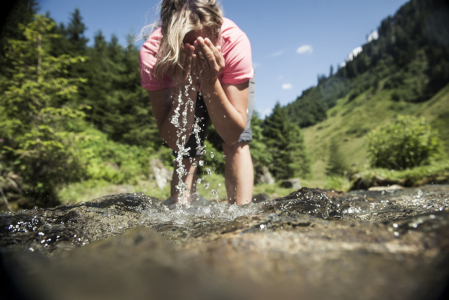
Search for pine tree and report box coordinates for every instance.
[284,123,311,178]
[0,15,87,207]
[67,9,89,54]
[264,103,311,180]
[0,0,39,80]
[325,139,348,176]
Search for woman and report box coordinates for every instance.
[140,0,254,205]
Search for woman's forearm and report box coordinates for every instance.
[201,79,247,145]
[159,86,198,151]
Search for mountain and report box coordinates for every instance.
[278,0,449,181]
[283,0,449,129]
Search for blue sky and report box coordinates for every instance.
[37,0,409,117]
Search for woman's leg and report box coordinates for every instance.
[222,142,254,205]
[170,157,200,204]
[169,92,208,205]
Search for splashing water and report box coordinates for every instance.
[171,77,196,201]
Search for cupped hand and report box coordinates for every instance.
[194,37,225,88]
[166,43,196,86]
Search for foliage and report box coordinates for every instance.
[325,139,348,176]
[284,87,328,128]
[368,116,443,170]
[75,128,153,184]
[264,103,311,180]
[248,111,272,180]
[0,0,39,80]
[324,176,351,193]
[0,15,87,207]
[351,160,449,190]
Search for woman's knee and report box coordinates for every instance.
[222,142,250,156]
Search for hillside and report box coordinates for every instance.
[302,83,449,181]
[283,0,449,131]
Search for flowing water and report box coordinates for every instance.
[1,185,449,300]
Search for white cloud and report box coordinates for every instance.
[282,83,293,90]
[297,45,313,54]
[271,50,284,57]
[262,108,272,117]
[340,61,346,68]
[347,46,363,61]
[367,30,379,42]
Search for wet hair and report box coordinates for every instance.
[154,0,223,80]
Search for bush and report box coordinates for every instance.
[325,139,348,176]
[368,115,443,170]
[325,176,351,192]
[350,160,449,190]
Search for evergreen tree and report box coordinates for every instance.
[248,111,272,181]
[264,103,311,180]
[0,0,39,80]
[284,122,311,178]
[67,9,89,54]
[325,139,348,176]
[0,15,87,207]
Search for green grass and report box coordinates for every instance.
[351,160,449,190]
[302,83,449,183]
[58,172,326,205]
[57,83,449,204]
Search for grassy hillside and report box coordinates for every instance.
[302,83,449,183]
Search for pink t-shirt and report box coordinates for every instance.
[140,17,254,91]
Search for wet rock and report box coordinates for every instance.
[1,186,449,300]
[256,166,275,185]
[252,193,270,203]
[280,178,301,189]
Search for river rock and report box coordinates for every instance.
[280,178,301,189]
[149,158,172,189]
[368,184,404,191]
[1,186,449,300]
[257,166,275,185]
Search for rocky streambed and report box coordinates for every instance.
[1,186,449,300]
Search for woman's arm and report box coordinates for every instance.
[195,37,249,145]
[201,79,249,145]
[147,44,199,151]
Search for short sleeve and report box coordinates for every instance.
[139,29,174,91]
[220,31,254,85]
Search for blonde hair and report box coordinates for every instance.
[152,0,223,80]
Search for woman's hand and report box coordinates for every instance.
[166,43,196,86]
[194,37,225,89]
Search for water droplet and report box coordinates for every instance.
[210,152,214,158]
[204,182,210,189]
[199,160,204,166]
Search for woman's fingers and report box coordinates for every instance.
[194,39,207,69]
[191,53,198,78]
[182,44,194,79]
[200,38,217,68]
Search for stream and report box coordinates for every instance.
[1,185,449,299]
